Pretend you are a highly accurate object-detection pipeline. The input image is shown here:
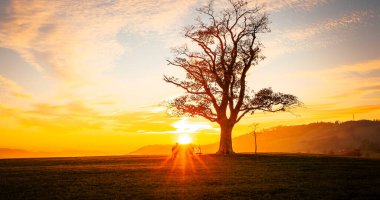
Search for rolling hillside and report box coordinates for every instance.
[130,120,380,157]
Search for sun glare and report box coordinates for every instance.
[171,117,216,134]
[178,134,192,144]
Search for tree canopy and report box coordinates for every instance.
[164,0,300,154]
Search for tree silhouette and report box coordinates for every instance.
[251,123,259,155]
[164,0,300,154]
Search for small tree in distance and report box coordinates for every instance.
[250,123,259,154]
[164,0,300,154]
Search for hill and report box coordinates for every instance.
[129,145,173,155]
[0,148,48,158]
[0,148,105,159]
[130,120,380,157]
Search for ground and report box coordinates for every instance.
[1,154,380,199]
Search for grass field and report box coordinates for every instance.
[1,154,380,199]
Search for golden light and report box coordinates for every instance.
[172,117,216,134]
[178,134,191,144]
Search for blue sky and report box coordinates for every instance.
[0,0,380,153]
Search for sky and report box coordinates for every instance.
[1,0,380,155]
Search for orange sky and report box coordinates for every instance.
[1,0,380,155]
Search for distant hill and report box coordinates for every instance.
[130,120,380,157]
[129,145,173,155]
[0,148,105,159]
[0,148,49,158]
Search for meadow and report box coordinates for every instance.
[1,154,380,199]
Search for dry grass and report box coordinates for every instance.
[1,154,380,199]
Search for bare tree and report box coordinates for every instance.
[251,123,259,154]
[164,0,300,154]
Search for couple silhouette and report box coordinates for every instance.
[171,143,193,159]
[171,143,202,159]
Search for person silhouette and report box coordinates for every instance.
[171,142,179,159]
[197,144,202,155]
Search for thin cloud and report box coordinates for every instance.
[294,58,380,107]
[261,9,378,61]
[257,0,330,12]
[286,10,377,41]
[0,0,197,85]
[0,75,31,99]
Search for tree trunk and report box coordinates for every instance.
[217,123,234,154]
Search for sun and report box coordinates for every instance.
[178,134,192,144]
